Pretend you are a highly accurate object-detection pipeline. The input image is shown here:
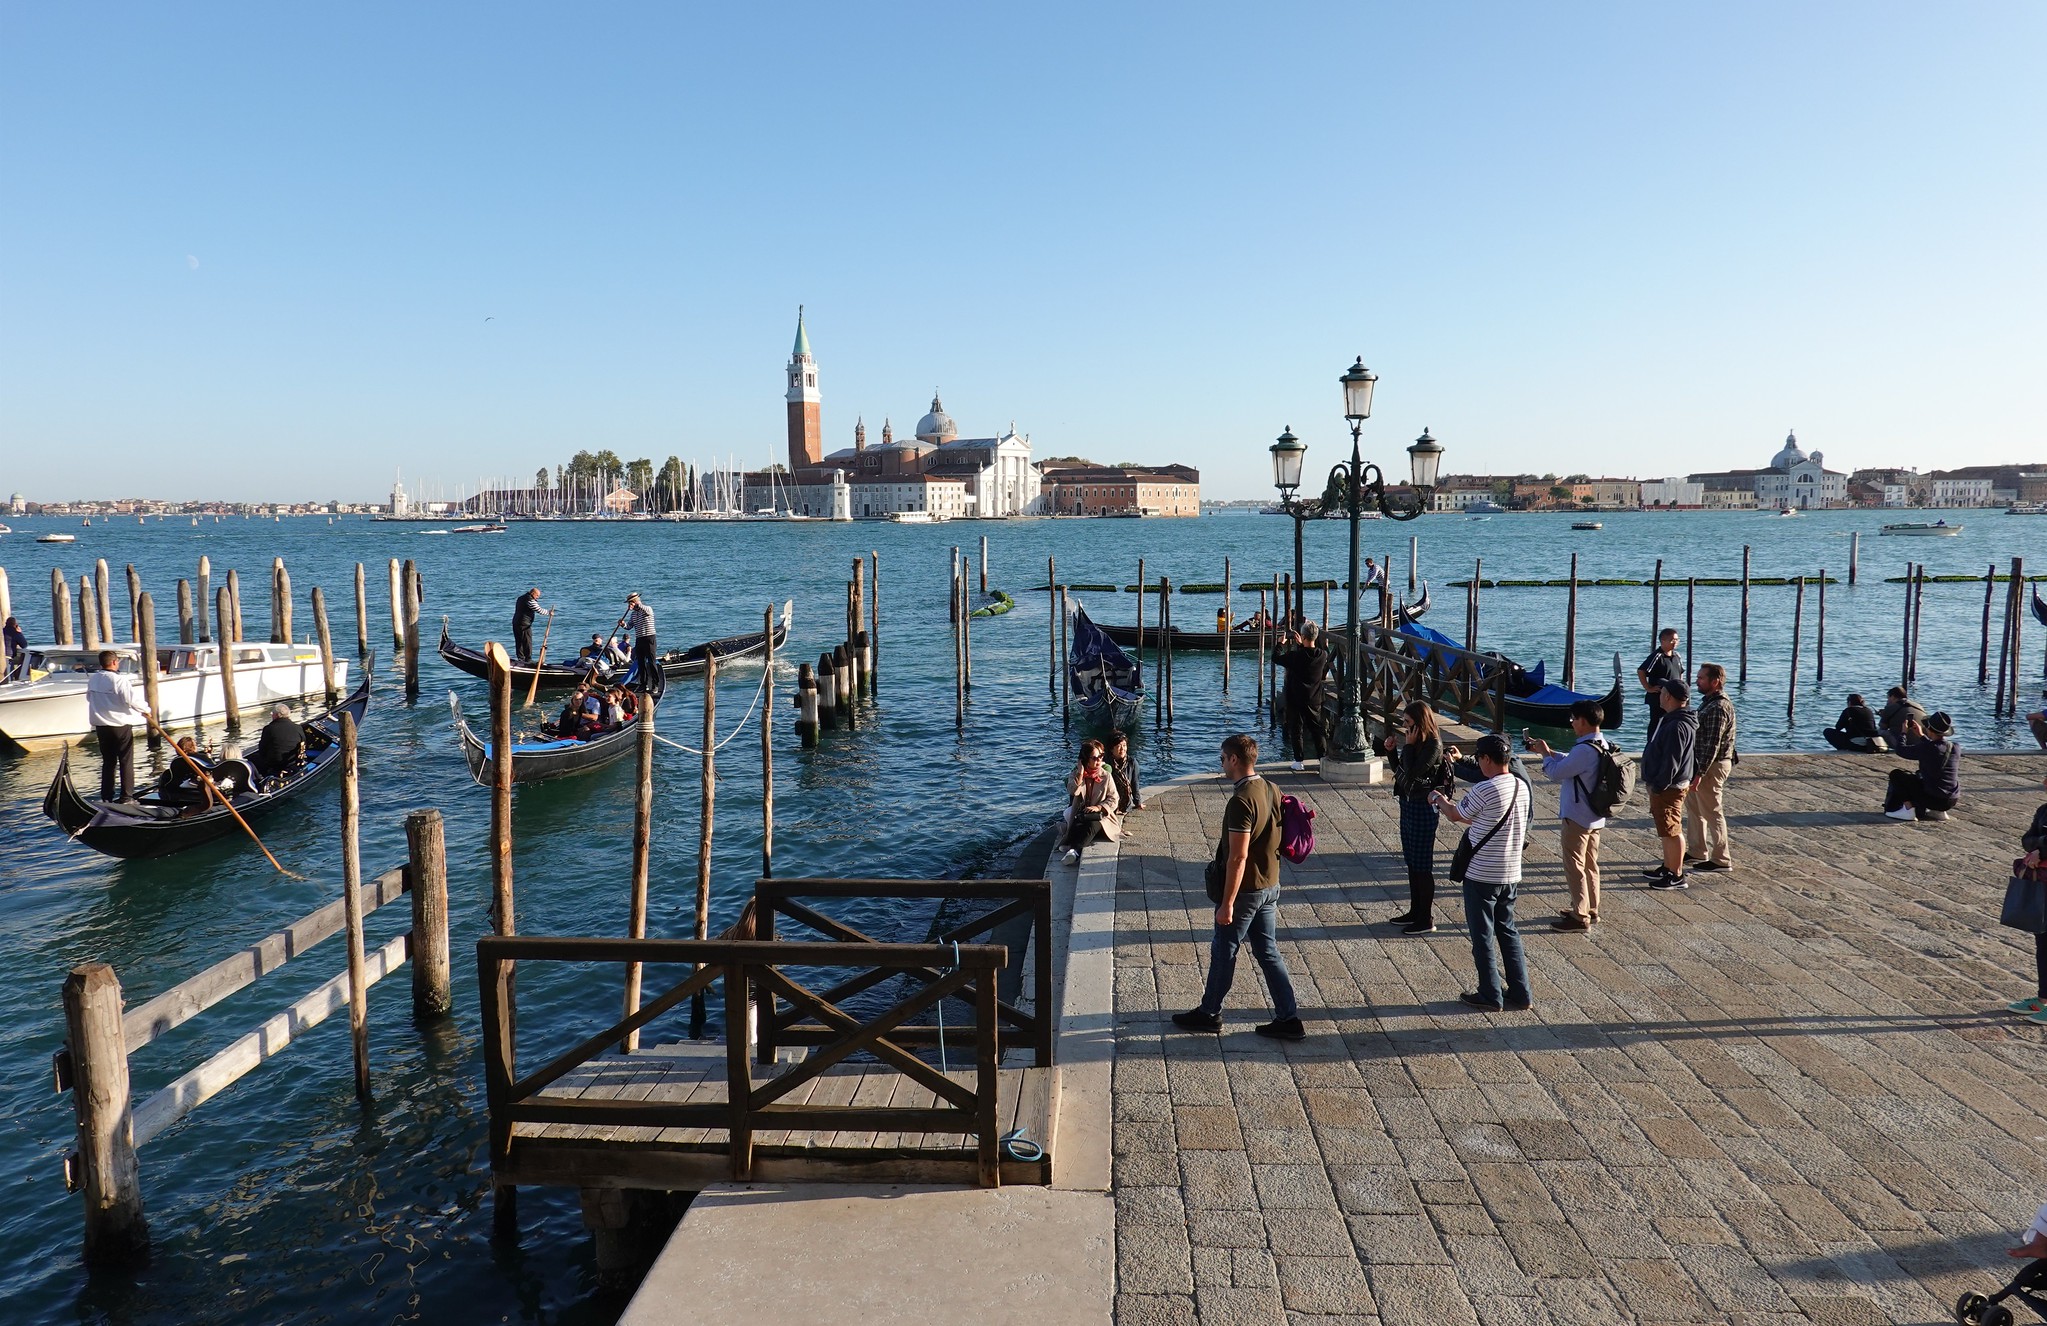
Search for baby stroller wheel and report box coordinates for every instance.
[1981,1304,2014,1326]
[1956,1290,1987,1324]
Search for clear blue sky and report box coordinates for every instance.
[3,3,2042,501]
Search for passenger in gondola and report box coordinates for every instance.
[567,646,604,678]
[1877,686,1925,749]
[551,683,591,737]
[251,704,305,781]
[613,685,639,724]
[3,615,26,681]
[1825,694,1888,752]
[156,736,220,807]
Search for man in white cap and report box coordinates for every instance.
[617,592,657,689]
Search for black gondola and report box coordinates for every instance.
[42,664,375,860]
[450,692,641,783]
[1068,606,1143,730]
[1396,618,1625,730]
[2032,585,2047,628]
[1098,582,1431,651]
[438,600,792,692]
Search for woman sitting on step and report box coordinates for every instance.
[1060,739,1123,865]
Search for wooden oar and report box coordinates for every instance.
[141,712,306,880]
[523,608,556,708]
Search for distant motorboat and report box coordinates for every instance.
[889,511,940,524]
[1880,521,1963,536]
[0,522,10,535]
[37,532,77,544]
[2009,502,2047,516]
[1465,515,1492,522]
[451,523,507,535]
[1570,521,1603,531]
[1777,506,1799,516]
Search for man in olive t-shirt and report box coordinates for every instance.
[1172,733,1305,1040]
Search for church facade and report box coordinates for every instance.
[1687,431,1848,511]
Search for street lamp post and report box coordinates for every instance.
[1325,358,1444,762]
[1269,426,1309,624]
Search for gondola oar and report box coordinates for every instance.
[523,608,556,709]
[141,712,306,880]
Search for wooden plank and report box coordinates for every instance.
[825,1064,900,1150]
[131,933,408,1148]
[477,935,1003,970]
[122,867,407,1052]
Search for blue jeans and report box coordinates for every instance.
[1196,886,1298,1020]
[1463,878,1530,1007]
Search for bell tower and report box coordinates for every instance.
[785,307,822,471]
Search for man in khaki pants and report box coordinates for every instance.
[1685,663,1737,873]
[1526,699,1611,931]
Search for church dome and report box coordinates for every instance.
[915,392,957,444]
[1770,430,1806,471]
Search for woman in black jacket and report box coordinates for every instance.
[2012,776,2047,1021]
[1384,701,1445,934]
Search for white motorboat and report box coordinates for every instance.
[451,523,507,534]
[37,533,76,544]
[2008,502,2047,516]
[1879,521,1963,536]
[0,522,11,535]
[0,641,350,748]
[888,511,940,524]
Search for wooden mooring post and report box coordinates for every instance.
[1651,558,1664,643]
[354,562,369,662]
[761,604,775,879]
[1161,576,1174,726]
[387,559,403,653]
[401,559,421,697]
[1134,557,1145,672]
[1046,556,1056,695]
[1816,570,1827,683]
[96,558,114,642]
[137,594,161,750]
[1739,545,1751,685]
[273,558,293,644]
[691,654,717,1039]
[2009,558,2026,713]
[1685,578,1696,684]
[488,642,514,935]
[1256,589,1267,714]
[959,557,971,692]
[1849,531,1860,586]
[62,963,150,1265]
[1058,587,1070,726]
[795,663,819,746]
[816,652,836,729]
[1981,563,1997,685]
[406,809,451,1018]
[51,568,73,646]
[340,712,371,1102]
[869,551,880,692]
[0,568,11,642]
[215,589,241,732]
[312,587,338,703]
[1563,554,1579,691]
[227,569,242,643]
[196,556,211,643]
[622,693,657,1054]
[979,534,988,596]
[80,577,101,652]
[1913,563,1928,684]
[1222,556,1232,693]
[125,564,142,643]
[1787,577,1805,719]
[1409,534,1418,595]
[176,579,194,645]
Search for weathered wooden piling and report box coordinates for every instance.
[354,562,369,661]
[1981,563,1997,685]
[125,565,142,643]
[1468,558,1483,653]
[1912,563,1927,684]
[761,604,775,879]
[387,559,403,653]
[401,558,420,697]
[1135,557,1146,670]
[979,534,988,596]
[1321,582,1330,635]
[274,559,293,644]
[959,559,971,691]
[95,558,115,642]
[1685,578,1696,680]
[196,556,211,643]
[176,579,194,645]
[869,550,880,691]
[62,962,149,1266]
[1848,531,1860,586]
[1788,577,1805,719]
[1409,534,1418,595]
[0,567,9,636]
[340,711,370,1102]
[1223,556,1232,693]
[80,577,102,652]
[952,560,965,728]
[1739,546,1751,684]
[311,588,338,702]
[834,644,852,720]
[1058,587,1070,726]
[622,694,656,1054]
[227,569,243,643]
[1816,570,1827,683]
[1256,589,1267,713]
[816,652,837,728]
[1993,570,2012,711]
[1651,558,1664,643]
[696,655,717,946]
[2009,558,2026,712]
[1164,578,1175,725]
[215,589,240,731]
[1046,556,1057,695]
[1563,554,1579,691]
[487,642,514,935]
[52,568,73,645]
[138,594,161,749]
[795,663,819,746]
[406,808,452,1018]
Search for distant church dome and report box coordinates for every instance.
[1770,430,1806,471]
[916,392,958,445]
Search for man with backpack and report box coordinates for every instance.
[1173,733,1306,1041]
[1640,679,1699,890]
[1527,698,1624,932]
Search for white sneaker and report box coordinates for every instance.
[1884,806,1915,821]
[1063,849,1080,865]
[1290,760,1305,771]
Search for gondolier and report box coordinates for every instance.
[512,588,543,663]
[618,592,657,689]
[84,650,152,803]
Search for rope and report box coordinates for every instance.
[935,940,960,1076]
[1001,1128,1044,1163]
[649,660,778,755]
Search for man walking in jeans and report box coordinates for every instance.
[1526,698,1609,932]
[1433,734,1532,1011]
[1685,663,1737,874]
[1173,733,1305,1041]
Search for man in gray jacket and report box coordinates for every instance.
[1639,680,1698,890]
[1526,698,1610,931]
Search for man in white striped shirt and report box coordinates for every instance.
[617,593,657,689]
[1433,734,1532,1012]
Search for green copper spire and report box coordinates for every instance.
[792,305,811,359]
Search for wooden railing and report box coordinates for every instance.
[1331,623,1512,732]
[753,877,1053,1068]
[477,935,1011,1187]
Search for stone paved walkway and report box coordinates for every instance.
[1112,753,2047,1325]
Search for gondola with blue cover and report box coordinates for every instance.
[1394,619,1624,730]
[1068,606,1144,730]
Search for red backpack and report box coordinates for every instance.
[1278,791,1316,864]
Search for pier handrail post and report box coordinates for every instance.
[406,809,452,1018]
[63,962,150,1266]
[976,967,1000,1188]
[341,712,371,1102]
[726,961,753,1181]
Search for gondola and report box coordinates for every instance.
[1067,606,1143,730]
[1393,618,1625,730]
[438,600,792,692]
[1098,582,1431,651]
[2032,585,2047,628]
[41,664,375,860]
[450,692,644,783]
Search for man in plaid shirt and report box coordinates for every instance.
[1685,662,1737,873]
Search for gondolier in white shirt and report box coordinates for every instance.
[85,650,152,802]
[616,593,658,690]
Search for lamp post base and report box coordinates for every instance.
[1318,755,1386,785]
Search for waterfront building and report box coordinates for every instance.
[1639,477,1704,508]
[1039,462,1200,516]
[1925,464,2047,506]
[8,492,23,516]
[849,472,970,520]
[390,477,411,518]
[786,309,822,472]
[1431,484,1505,512]
[1690,431,1845,510]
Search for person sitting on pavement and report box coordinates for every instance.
[1059,739,1122,865]
[1106,730,1143,813]
[251,704,305,781]
[1639,679,1698,891]
[1884,711,1959,822]
[1825,693,1889,753]
[1877,686,1926,749]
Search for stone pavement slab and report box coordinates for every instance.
[1113,753,2047,1325]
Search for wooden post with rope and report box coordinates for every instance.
[312,587,338,704]
[622,691,656,1054]
[523,609,555,709]
[691,653,717,1039]
[214,590,241,734]
[340,712,370,1102]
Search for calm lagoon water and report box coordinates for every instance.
[2,505,2044,1323]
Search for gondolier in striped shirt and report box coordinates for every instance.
[617,593,657,690]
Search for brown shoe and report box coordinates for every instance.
[1550,916,1591,932]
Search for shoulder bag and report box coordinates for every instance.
[1448,781,1522,885]
[2002,857,2047,934]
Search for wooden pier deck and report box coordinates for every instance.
[503,1050,1055,1190]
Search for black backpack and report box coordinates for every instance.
[1575,742,1636,818]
